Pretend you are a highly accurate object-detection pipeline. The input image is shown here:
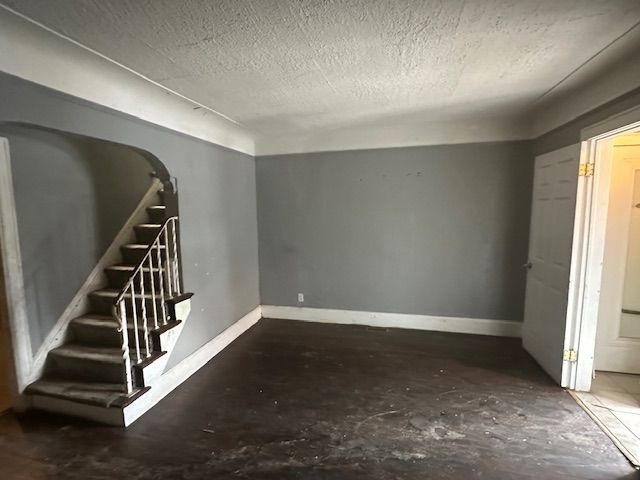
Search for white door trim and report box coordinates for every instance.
[561,141,592,388]
[0,137,32,395]
[581,105,640,142]
[564,110,640,391]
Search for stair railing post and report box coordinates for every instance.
[116,301,133,394]
[163,228,174,298]
[171,218,181,295]
[138,271,150,359]
[130,283,141,364]
[148,247,159,330]
[156,242,167,325]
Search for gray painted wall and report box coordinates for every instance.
[257,142,534,321]
[0,124,152,351]
[0,73,260,369]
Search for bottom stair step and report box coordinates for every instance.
[26,379,148,408]
[49,344,128,384]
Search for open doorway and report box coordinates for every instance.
[593,133,640,374]
[565,121,640,465]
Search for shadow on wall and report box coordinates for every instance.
[0,122,170,353]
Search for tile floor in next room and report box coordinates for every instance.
[1,319,638,480]
[573,371,640,467]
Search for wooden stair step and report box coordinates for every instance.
[71,314,119,329]
[104,264,166,289]
[146,205,167,223]
[134,223,163,243]
[26,378,148,408]
[50,344,125,364]
[120,243,165,263]
[91,288,165,299]
[71,314,154,348]
[106,264,165,273]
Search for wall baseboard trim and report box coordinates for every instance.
[261,305,522,338]
[123,305,262,426]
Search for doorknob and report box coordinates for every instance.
[523,262,533,270]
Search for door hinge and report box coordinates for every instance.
[578,163,594,177]
[563,349,578,362]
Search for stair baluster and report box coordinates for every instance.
[130,282,141,364]
[156,241,167,325]
[113,217,180,386]
[138,270,150,359]
[118,301,134,394]
[163,228,173,298]
[171,220,181,295]
[148,254,159,330]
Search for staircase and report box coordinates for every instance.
[25,190,193,425]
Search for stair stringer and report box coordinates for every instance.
[28,296,194,426]
[27,178,164,387]
[25,181,197,426]
[121,306,261,427]
[134,294,193,387]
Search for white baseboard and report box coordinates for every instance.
[261,305,522,338]
[123,305,261,426]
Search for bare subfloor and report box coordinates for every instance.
[1,319,639,479]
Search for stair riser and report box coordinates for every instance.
[134,226,161,244]
[106,269,163,289]
[147,208,167,224]
[71,324,154,349]
[121,247,165,264]
[89,295,167,317]
[48,355,125,384]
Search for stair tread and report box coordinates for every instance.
[122,243,165,249]
[89,288,165,301]
[26,379,148,408]
[72,314,179,331]
[147,205,166,210]
[91,288,120,296]
[106,264,164,272]
[91,288,176,300]
[51,342,163,362]
[72,315,119,328]
[50,344,125,364]
[135,223,162,228]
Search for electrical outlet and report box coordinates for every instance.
[297,293,304,303]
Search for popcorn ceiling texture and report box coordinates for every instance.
[2,0,640,151]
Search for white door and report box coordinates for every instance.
[522,144,580,384]
[595,143,640,373]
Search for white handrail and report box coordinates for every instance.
[112,216,181,393]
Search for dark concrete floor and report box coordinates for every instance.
[1,318,639,479]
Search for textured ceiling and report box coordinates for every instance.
[2,0,640,145]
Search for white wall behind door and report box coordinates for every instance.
[595,135,640,373]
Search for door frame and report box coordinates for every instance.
[564,105,640,391]
[0,137,31,402]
